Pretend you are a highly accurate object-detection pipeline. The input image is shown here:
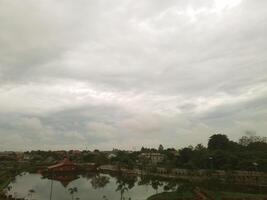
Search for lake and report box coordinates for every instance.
[6,172,168,200]
[6,172,267,200]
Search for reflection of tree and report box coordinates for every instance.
[81,172,95,180]
[163,180,178,192]
[138,176,150,186]
[4,185,12,194]
[138,176,164,194]
[151,180,163,194]
[68,187,78,200]
[91,175,110,189]
[27,189,35,200]
[102,195,109,200]
[115,174,137,200]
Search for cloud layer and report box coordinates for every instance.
[0,0,266,150]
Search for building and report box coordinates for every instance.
[47,158,78,172]
[0,151,16,161]
[139,152,165,164]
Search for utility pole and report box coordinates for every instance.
[49,171,54,200]
[253,162,260,194]
[209,157,214,171]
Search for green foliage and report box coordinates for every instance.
[111,151,137,169]
[158,145,164,152]
[174,134,267,172]
[239,135,267,146]
[83,152,109,166]
[208,134,230,150]
[147,191,194,200]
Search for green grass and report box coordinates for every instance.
[0,177,11,192]
[147,191,194,200]
[0,170,13,194]
[211,191,267,200]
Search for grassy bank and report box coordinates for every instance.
[147,191,194,200]
[211,191,267,200]
[0,173,12,191]
[0,173,12,200]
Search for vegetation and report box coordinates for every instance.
[108,134,267,172]
[208,191,267,200]
[147,191,194,200]
[1,133,267,199]
[176,134,267,171]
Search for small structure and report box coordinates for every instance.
[107,153,117,159]
[139,152,165,164]
[47,158,78,172]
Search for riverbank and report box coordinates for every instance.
[98,165,267,187]
[147,190,267,200]
[147,191,195,200]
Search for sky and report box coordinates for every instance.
[0,0,266,151]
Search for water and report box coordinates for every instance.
[6,172,167,200]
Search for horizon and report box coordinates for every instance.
[0,0,267,151]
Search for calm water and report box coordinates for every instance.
[6,172,168,200]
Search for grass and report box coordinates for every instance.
[0,170,14,197]
[211,191,267,200]
[147,191,194,200]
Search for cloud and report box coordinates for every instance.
[0,0,266,150]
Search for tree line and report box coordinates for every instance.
[171,134,267,172]
[110,134,267,172]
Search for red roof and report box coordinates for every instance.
[48,158,76,169]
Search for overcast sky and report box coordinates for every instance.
[0,0,266,151]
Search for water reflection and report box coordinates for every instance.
[6,172,267,200]
[114,173,137,200]
[46,173,80,188]
[91,175,110,189]
[6,172,165,200]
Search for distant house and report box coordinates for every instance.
[139,152,165,164]
[107,153,117,159]
[0,151,16,160]
[47,158,78,172]
[23,153,32,161]
[55,150,67,157]
[44,156,56,164]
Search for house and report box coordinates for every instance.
[0,151,16,161]
[107,153,117,159]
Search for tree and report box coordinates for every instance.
[208,134,230,150]
[158,144,164,152]
[194,144,206,152]
[178,147,194,164]
[248,141,267,151]
[239,135,267,146]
